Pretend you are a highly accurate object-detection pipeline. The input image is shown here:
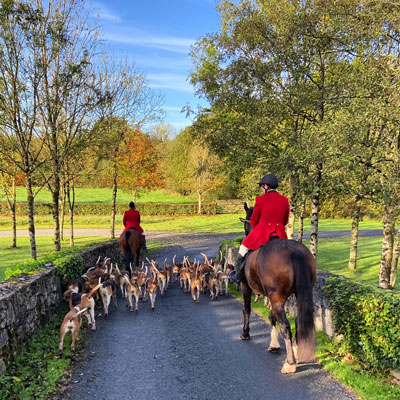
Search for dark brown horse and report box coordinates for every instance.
[119,228,142,272]
[239,204,316,374]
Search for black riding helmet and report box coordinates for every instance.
[258,173,279,189]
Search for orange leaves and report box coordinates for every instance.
[117,128,162,192]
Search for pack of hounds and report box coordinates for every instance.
[59,253,235,353]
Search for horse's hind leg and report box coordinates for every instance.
[269,296,297,374]
[240,282,252,340]
[267,312,280,352]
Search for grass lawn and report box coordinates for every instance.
[0,187,197,204]
[0,214,384,232]
[0,236,106,281]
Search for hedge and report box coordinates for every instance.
[323,276,400,372]
[0,202,217,216]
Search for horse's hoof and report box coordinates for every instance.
[281,362,297,374]
[240,334,250,341]
[268,346,280,352]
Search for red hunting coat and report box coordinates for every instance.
[242,191,290,250]
[123,209,144,234]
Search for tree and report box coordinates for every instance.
[34,0,101,252]
[0,0,48,258]
[118,128,163,201]
[94,52,163,238]
[0,155,22,248]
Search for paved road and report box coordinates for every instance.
[63,236,357,400]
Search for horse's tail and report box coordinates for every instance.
[292,250,315,362]
[124,230,134,267]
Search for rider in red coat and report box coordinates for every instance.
[123,202,146,249]
[230,173,289,284]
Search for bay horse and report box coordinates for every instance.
[119,228,142,273]
[239,203,316,374]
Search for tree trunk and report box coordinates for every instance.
[10,176,17,248]
[60,180,66,241]
[379,204,395,289]
[26,176,37,259]
[132,188,137,202]
[67,180,75,247]
[197,190,202,215]
[287,172,299,239]
[298,198,306,243]
[110,161,118,239]
[390,224,400,288]
[309,164,322,259]
[348,203,361,270]
[52,184,61,252]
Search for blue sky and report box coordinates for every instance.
[91,0,221,134]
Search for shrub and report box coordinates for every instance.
[218,236,243,259]
[53,254,84,285]
[0,202,218,216]
[323,276,400,372]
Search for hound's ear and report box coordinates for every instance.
[244,202,249,212]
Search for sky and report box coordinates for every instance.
[91,0,221,134]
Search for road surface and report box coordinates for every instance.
[61,234,357,400]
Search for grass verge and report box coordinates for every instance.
[0,236,107,281]
[0,304,77,400]
[228,284,400,400]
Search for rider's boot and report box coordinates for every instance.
[229,254,245,285]
[141,234,147,250]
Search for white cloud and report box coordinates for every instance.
[104,32,195,54]
[92,2,121,22]
[147,73,194,93]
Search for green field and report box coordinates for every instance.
[0,214,384,232]
[0,187,197,204]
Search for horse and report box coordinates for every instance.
[238,203,316,374]
[239,202,253,237]
[118,228,142,273]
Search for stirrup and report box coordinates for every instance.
[229,271,241,284]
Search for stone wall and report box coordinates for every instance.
[225,245,336,337]
[0,240,122,375]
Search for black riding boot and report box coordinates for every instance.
[141,234,147,250]
[229,254,245,285]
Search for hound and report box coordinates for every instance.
[172,255,181,282]
[99,278,117,316]
[147,268,158,311]
[59,283,100,353]
[190,262,201,302]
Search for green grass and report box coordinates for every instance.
[0,187,197,204]
[316,236,391,288]
[1,214,385,232]
[228,284,400,400]
[0,304,76,400]
[0,214,384,232]
[295,217,383,231]
[0,236,106,281]
[0,213,246,232]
